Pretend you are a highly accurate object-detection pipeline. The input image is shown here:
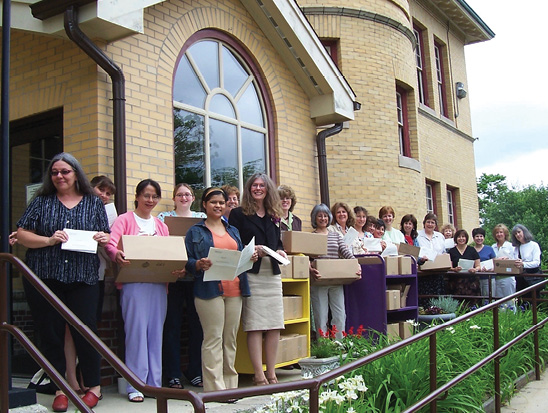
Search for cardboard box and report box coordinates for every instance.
[164,216,202,236]
[291,255,310,279]
[282,231,327,256]
[386,289,401,310]
[264,333,308,364]
[115,235,187,283]
[385,256,400,275]
[399,321,414,339]
[311,258,360,285]
[493,259,522,275]
[386,323,400,340]
[397,243,420,258]
[280,258,292,278]
[398,256,413,275]
[283,295,303,320]
[419,254,451,271]
[400,284,411,307]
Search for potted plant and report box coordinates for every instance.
[418,296,460,327]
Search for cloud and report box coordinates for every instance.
[476,149,548,188]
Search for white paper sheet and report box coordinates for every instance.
[444,238,455,250]
[343,227,359,247]
[480,259,494,271]
[61,228,98,254]
[458,258,475,270]
[105,203,118,227]
[381,243,398,257]
[204,237,255,281]
[261,245,291,266]
[419,247,438,261]
[363,238,382,252]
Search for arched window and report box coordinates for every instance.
[173,33,269,194]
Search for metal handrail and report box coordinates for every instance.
[2,251,547,412]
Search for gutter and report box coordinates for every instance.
[64,5,127,213]
[316,123,343,207]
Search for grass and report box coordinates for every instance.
[244,306,548,413]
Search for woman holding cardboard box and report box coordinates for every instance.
[158,183,204,390]
[16,153,110,412]
[185,187,255,393]
[105,179,170,403]
[491,224,516,308]
[310,204,360,340]
[229,173,287,385]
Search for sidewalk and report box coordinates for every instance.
[9,368,302,413]
[499,369,548,413]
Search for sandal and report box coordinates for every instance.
[128,391,144,403]
[167,378,183,389]
[267,376,278,384]
[252,376,268,386]
[190,376,203,387]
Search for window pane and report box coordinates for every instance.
[173,55,207,108]
[174,109,205,190]
[210,118,238,186]
[242,128,266,182]
[210,94,235,118]
[239,83,264,127]
[222,45,248,97]
[188,40,219,90]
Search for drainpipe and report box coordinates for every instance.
[64,6,127,213]
[316,123,343,206]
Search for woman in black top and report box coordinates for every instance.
[229,173,287,386]
[17,153,110,411]
[449,229,480,272]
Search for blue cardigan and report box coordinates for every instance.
[185,220,250,299]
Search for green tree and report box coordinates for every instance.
[477,173,548,268]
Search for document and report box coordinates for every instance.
[105,203,118,227]
[444,238,455,250]
[458,258,475,270]
[61,228,98,254]
[343,227,359,247]
[481,259,494,271]
[261,245,291,266]
[363,238,382,252]
[419,247,438,261]
[381,243,398,257]
[204,238,255,281]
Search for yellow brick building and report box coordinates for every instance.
[2,0,492,381]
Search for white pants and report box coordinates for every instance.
[479,277,496,302]
[495,276,516,309]
[310,285,345,339]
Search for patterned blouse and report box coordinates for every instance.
[17,194,110,285]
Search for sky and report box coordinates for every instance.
[464,0,548,188]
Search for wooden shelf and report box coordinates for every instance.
[235,277,310,374]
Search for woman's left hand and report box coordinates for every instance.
[93,231,110,246]
[251,251,259,262]
[469,267,478,273]
[172,268,187,278]
[356,265,362,279]
[276,249,288,259]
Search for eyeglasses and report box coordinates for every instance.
[251,183,265,189]
[51,169,73,176]
[142,194,160,201]
[175,193,193,198]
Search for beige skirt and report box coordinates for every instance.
[242,257,284,331]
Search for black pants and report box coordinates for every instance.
[162,281,203,381]
[23,278,101,388]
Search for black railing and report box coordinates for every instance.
[1,252,547,412]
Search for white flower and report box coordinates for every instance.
[345,389,358,400]
[470,325,481,330]
[348,407,356,413]
[446,326,455,334]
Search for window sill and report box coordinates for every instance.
[398,155,421,172]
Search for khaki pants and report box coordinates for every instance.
[194,295,242,391]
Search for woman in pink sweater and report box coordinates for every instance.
[105,179,170,403]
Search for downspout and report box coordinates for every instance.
[316,123,343,206]
[64,6,127,213]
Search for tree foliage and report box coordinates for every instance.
[477,173,548,268]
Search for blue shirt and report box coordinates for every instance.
[185,220,250,299]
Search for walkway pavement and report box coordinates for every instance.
[9,367,548,412]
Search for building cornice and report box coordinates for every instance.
[418,106,475,142]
